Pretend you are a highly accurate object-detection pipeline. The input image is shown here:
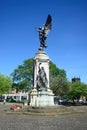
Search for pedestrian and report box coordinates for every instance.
[3,99,6,104]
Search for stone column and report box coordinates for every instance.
[33,49,50,90]
[30,49,54,107]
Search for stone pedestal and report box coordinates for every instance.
[30,49,54,107]
[30,89,54,107]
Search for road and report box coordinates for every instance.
[0,104,87,130]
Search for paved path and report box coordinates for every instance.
[0,104,87,130]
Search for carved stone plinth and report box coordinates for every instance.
[30,89,54,107]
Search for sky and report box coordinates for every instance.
[0,0,87,83]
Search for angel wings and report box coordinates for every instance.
[38,14,52,49]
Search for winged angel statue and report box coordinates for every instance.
[38,14,52,50]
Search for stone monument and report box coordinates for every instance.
[30,14,54,107]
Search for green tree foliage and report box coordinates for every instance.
[0,74,12,94]
[50,76,69,96]
[11,58,33,91]
[11,58,66,91]
[68,82,87,100]
[49,61,66,79]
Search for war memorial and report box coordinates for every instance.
[30,14,54,107]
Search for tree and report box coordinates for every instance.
[11,58,33,91]
[11,58,66,91]
[68,82,87,101]
[0,74,12,94]
[50,76,69,96]
[49,61,66,79]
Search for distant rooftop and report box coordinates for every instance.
[72,77,81,83]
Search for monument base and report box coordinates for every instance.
[30,89,54,107]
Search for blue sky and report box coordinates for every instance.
[0,0,87,83]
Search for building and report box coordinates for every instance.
[1,92,29,102]
[72,77,81,83]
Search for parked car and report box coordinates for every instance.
[54,96,68,105]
